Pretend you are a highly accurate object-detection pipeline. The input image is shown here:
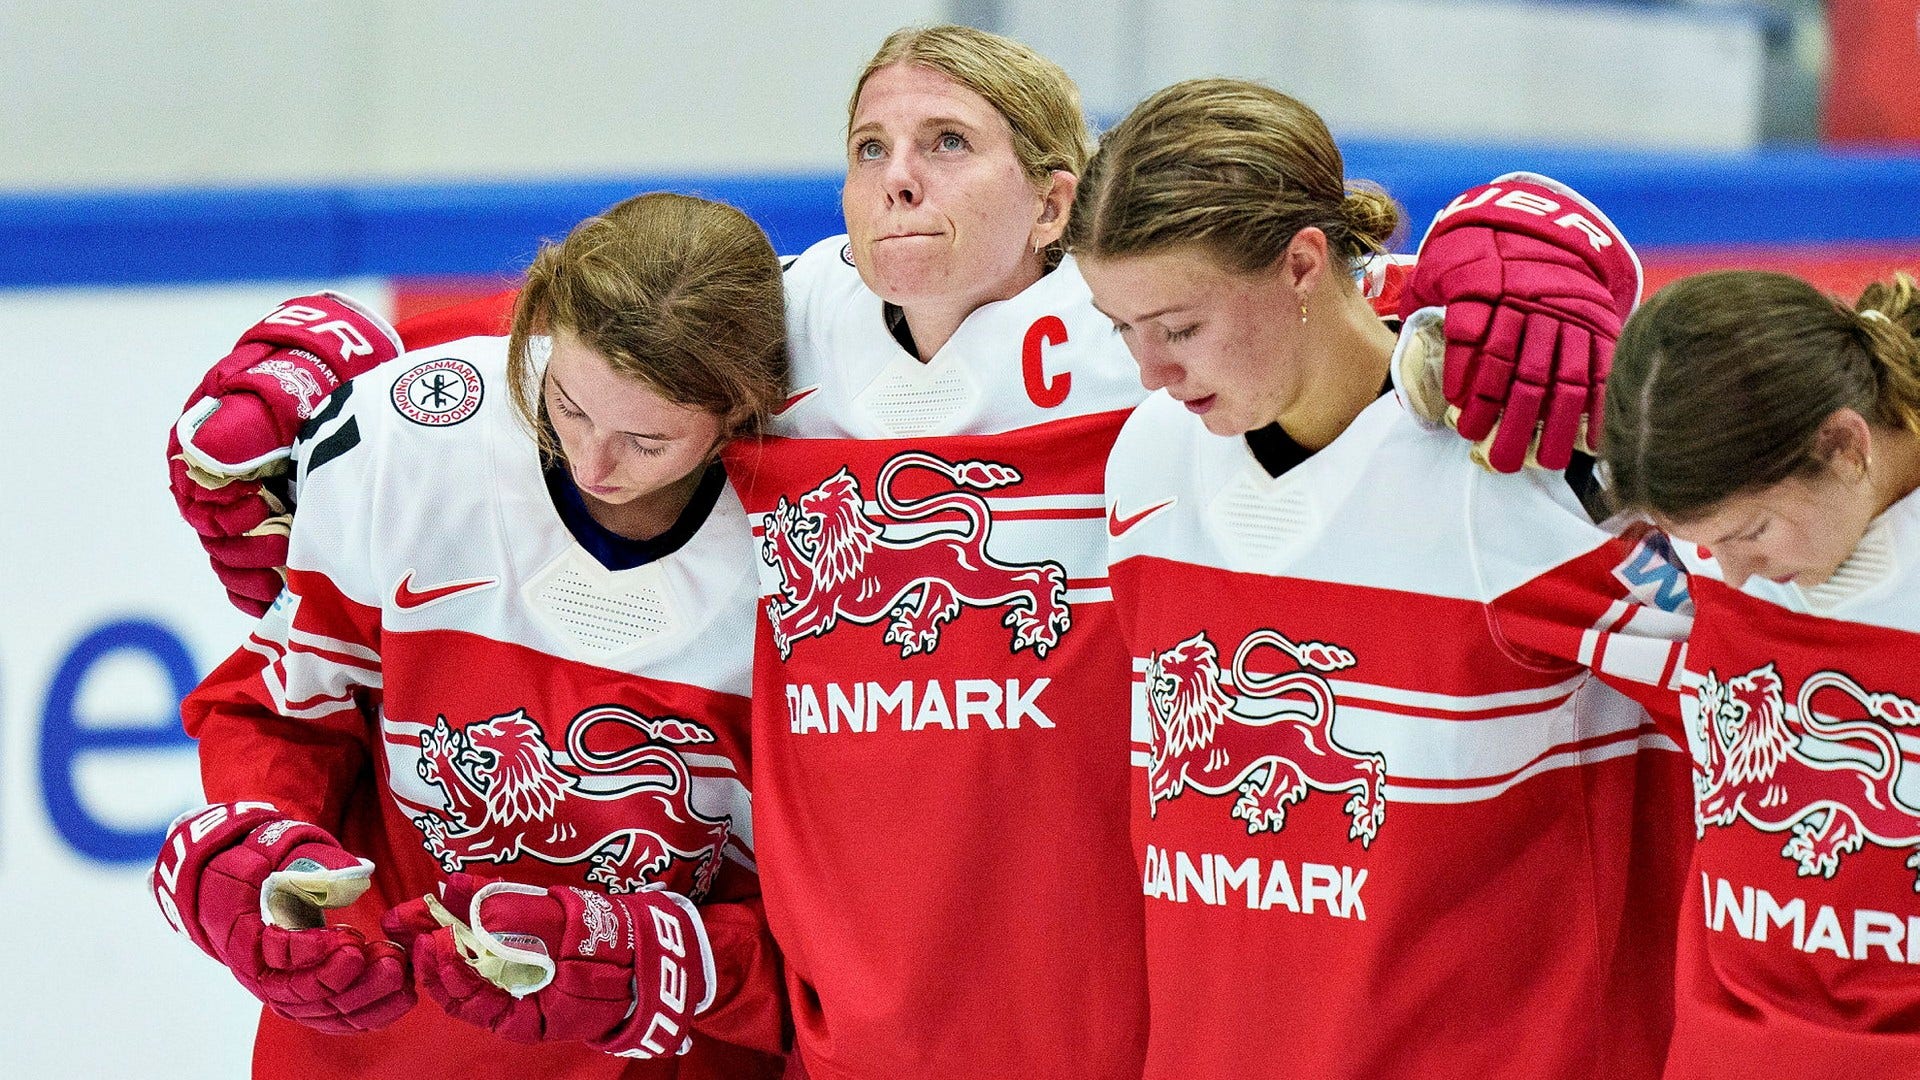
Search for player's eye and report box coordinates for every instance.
[549,392,585,420]
[1165,325,1198,343]
[626,435,667,457]
[935,131,968,152]
[854,139,884,162]
[1108,321,1129,336]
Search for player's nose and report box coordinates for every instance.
[573,436,619,487]
[882,154,922,206]
[1131,345,1181,392]
[1716,552,1758,590]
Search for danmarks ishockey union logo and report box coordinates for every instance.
[406,704,731,900]
[1694,664,1920,885]
[760,450,1071,659]
[1146,629,1385,846]
[392,356,483,426]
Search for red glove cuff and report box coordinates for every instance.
[199,292,402,400]
[151,802,338,962]
[1406,173,1641,320]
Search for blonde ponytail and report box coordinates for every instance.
[1855,273,1920,434]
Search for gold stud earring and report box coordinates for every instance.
[1299,301,1308,326]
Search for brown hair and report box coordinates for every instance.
[850,25,1089,264]
[505,192,788,463]
[1603,269,1920,521]
[1067,78,1401,275]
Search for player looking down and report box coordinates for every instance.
[1070,78,1692,1079]
[159,25,1645,1080]
[152,193,789,1079]
[1600,271,1920,1080]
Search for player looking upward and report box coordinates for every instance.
[160,25,1639,1080]
[1069,78,1695,1080]
[153,193,789,1079]
[1600,270,1920,1080]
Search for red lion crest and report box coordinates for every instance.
[410,705,732,899]
[1694,663,1920,886]
[760,451,1071,659]
[1145,629,1385,846]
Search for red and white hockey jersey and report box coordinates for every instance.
[183,336,783,1079]
[718,237,1152,1080]
[1666,491,1920,1079]
[1105,388,1695,1080]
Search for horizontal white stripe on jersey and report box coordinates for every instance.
[287,624,381,665]
[1063,587,1113,605]
[244,636,381,717]
[1128,729,1683,803]
[380,717,752,848]
[1582,625,1686,688]
[981,494,1106,513]
[1129,655,1588,714]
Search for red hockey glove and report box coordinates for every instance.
[167,292,401,614]
[151,802,413,1033]
[387,874,714,1059]
[1397,173,1641,472]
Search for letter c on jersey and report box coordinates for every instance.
[1022,316,1070,409]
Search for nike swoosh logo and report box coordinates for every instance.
[777,385,820,415]
[1108,498,1175,538]
[393,571,498,610]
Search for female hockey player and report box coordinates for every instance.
[1599,270,1920,1080]
[1068,78,1694,1080]
[159,25,1632,1080]
[152,192,789,1079]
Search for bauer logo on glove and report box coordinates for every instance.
[385,873,715,1058]
[1397,173,1642,472]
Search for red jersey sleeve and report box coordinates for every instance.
[183,566,384,832]
[1487,526,1693,739]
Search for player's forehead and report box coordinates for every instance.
[1081,248,1238,320]
[849,64,1012,140]
[543,329,715,432]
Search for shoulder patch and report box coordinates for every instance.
[840,242,856,266]
[392,356,483,427]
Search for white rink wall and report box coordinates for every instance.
[0,281,393,1077]
[0,0,1766,193]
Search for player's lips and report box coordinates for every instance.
[1178,394,1217,416]
[1769,573,1797,584]
[578,478,624,497]
[876,231,942,241]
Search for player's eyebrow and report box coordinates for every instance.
[1089,299,1189,327]
[1709,514,1766,546]
[849,115,981,143]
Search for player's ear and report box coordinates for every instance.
[1812,407,1873,484]
[1278,227,1332,298]
[1029,170,1078,253]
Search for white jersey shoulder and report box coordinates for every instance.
[287,334,515,609]
[775,235,1145,439]
[287,335,757,694]
[1106,388,1616,601]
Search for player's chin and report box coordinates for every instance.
[862,253,952,304]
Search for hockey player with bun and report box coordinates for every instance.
[1600,271,1920,1079]
[1069,79,1692,1079]
[152,192,789,1079]
[160,26,1645,1080]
